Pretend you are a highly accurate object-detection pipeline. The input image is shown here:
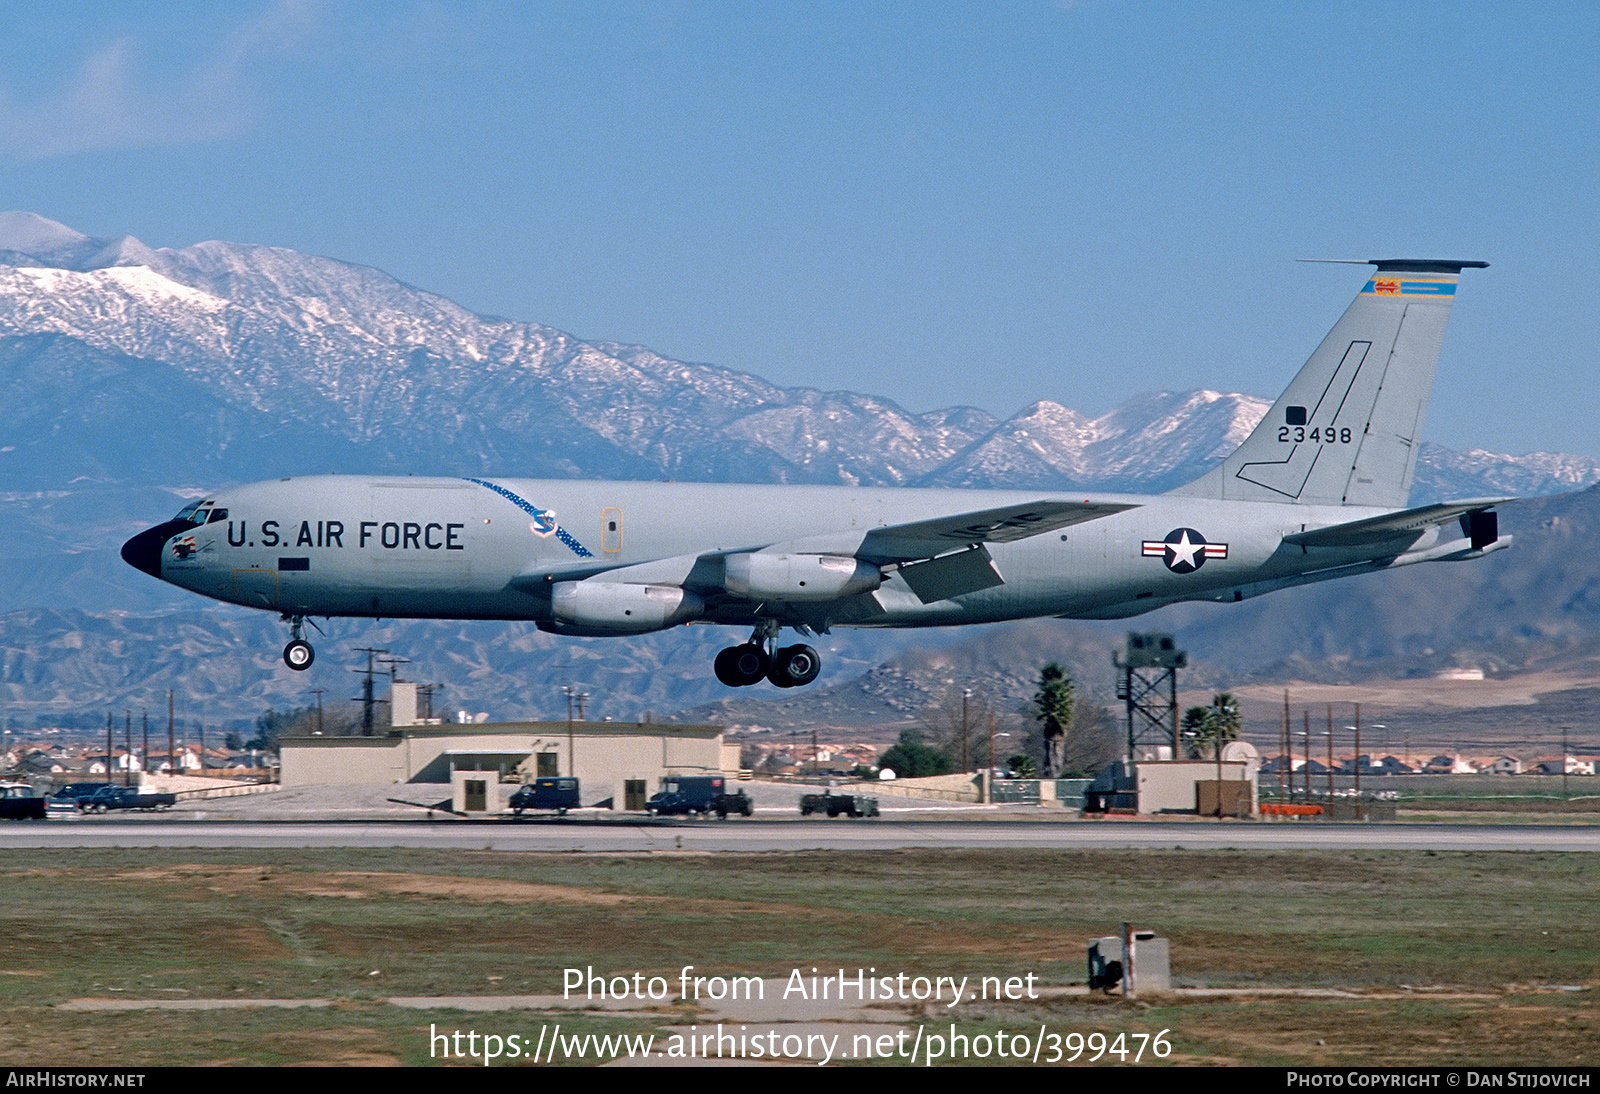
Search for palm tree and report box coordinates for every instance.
[1210,692,1242,756]
[1183,693,1241,759]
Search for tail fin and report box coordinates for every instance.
[1171,258,1487,508]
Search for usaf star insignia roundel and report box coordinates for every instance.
[1141,527,1228,574]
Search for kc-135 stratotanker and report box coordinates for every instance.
[123,259,1509,689]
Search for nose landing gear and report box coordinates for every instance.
[281,614,317,671]
[712,620,821,689]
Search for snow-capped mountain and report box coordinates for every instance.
[4,210,1592,503]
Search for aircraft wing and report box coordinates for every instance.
[855,499,1138,562]
[1282,498,1515,548]
[510,498,1138,608]
[854,499,1139,604]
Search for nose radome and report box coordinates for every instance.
[121,521,191,579]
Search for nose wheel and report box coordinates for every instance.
[283,639,315,670]
[281,614,317,671]
[713,621,821,688]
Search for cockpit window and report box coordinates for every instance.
[206,508,228,524]
[171,500,218,526]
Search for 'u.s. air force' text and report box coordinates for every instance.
[225,521,466,550]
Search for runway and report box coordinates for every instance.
[2,817,1595,853]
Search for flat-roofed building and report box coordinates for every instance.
[280,719,733,813]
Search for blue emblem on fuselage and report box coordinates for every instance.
[1141,527,1228,574]
[465,478,593,558]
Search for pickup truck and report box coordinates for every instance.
[79,786,177,813]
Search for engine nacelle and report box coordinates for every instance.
[724,552,882,601]
[550,581,704,634]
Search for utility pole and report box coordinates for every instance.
[562,685,588,775]
[1353,702,1361,807]
[1279,691,1289,803]
[1301,714,1310,802]
[1215,718,1224,818]
[352,648,390,736]
[1326,705,1334,789]
[417,684,443,723]
[988,713,997,786]
[961,688,971,773]
[1325,729,1334,801]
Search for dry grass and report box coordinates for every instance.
[0,846,1593,1066]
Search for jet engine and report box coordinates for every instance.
[550,581,704,634]
[723,552,882,602]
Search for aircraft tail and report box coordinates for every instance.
[1171,259,1487,508]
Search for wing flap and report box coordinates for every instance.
[897,545,1006,603]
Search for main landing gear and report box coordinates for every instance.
[713,620,821,689]
[282,614,316,671]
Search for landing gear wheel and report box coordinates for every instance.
[768,644,821,688]
[714,643,769,687]
[283,639,315,671]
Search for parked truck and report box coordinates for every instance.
[645,775,753,818]
[508,777,581,817]
[799,790,880,818]
[79,786,177,813]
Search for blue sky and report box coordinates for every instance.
[1,1,1596,456]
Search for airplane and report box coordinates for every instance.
[122,258,1510,689]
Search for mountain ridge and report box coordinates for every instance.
[4,211,1593,499]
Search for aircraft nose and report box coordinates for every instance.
[121,521,189,579]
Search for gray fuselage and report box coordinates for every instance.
[147,474,1413,631]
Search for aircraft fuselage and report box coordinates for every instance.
[139,474,1418,628]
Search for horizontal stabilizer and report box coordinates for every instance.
[858,499,1136,562]
[1282,498,1514,548]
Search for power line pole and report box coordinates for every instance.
[352,648,390,736]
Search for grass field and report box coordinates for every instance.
[2,846,1595,1066]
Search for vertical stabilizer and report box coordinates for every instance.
[1171,259,1486,508]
